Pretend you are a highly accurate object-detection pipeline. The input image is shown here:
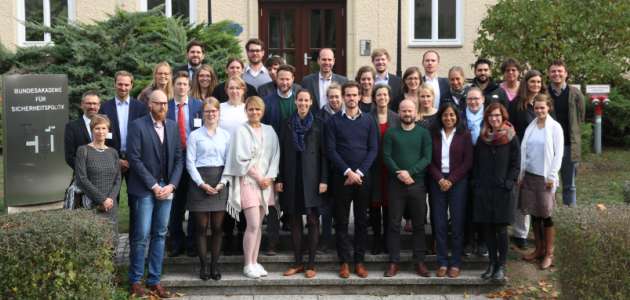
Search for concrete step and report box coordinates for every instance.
[162,250,489,273]
[160,269,506,295]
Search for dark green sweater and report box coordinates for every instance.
[382,125,432,184]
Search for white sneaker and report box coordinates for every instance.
[255,263,268,277]
[244,264,260,279]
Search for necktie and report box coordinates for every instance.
[178,103,187,150]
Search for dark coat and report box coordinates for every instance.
[368,109,402,204]
[508,97,557,143]
[300,72,348,114]
[471,136,521,224]
[97,97,148,154]
[64,117,116,171]
[440,90,467,114]
[166,98,203,131]
[428,129,473,185]
[277,116,329,209]
[261,92,296,135]
[211,81,258,103]
[471,77,510,111]
[386,73,403,97]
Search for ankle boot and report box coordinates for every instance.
[235,232,244,255]
[199,264,210,280]
[492,262,506,282]
[522,222,545,261]
[481,261,496,279]
[540,227,555,270]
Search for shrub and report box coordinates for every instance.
[622,182,630,205]
[0,5,243,120]
[555,204,630,299]
[0,209,116,299]
[581,122,593,157]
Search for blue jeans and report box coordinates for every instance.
[320,197,335,244]
[560,145,579,206]
[129,182,172,286]
[430,173,467,269]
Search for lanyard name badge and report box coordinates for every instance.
[194,113,202,128]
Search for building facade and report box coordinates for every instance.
[1,0,497,80]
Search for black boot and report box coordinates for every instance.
[235,232,244,256]
[199,264,210,280]
[491,262,506,282]
[210,265,221,280]
[481,261,496,279]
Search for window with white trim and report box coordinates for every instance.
[17,0,75,47]
[408,0,463,47]
[142,0,196,24]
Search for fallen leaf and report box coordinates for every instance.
[369,293,372,295]
[538,280,547,286]
[464,293,469,298]
[552,291,559,298]
[510,245,517,250]
[321,294,329,297]
[395,294,401,296]
[410,292,414,295]
[176,294,186,297]
[301,296,306,298]
[528,287,538,291]
[542,287,549,292]
[485,295,495,298]
[547,284,553,288]
[226,294,233,297]
[598,204,606,211]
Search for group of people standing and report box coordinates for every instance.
[64,38,584,298]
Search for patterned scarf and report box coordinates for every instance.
[480,121,516,146]
[450,82,470,99]
[291,110,314,152]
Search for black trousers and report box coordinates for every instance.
[388,180,427,265]
[464,187,485,246]
[333,171,371,265]
[482,223,509,263]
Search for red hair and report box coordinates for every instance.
[483,103,509,125]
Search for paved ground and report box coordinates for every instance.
[162,295,488,300]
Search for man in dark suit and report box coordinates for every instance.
[257,56,301,98]
[127,90,184,299]
[172,40,205,87]
[65,90,115,171]
[97,71,148,234]
[371,48,402,97]
[301,48,348,114]
[422,51,450,109]
[166,71,203,258]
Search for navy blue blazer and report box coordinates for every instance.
[261,92,296,135]
[166,97,203,137]
[126,114,184,198]
[424,75,450,98]
[97,97,148,153]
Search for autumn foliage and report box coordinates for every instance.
[555,204,630,299]
[0,209,116,299]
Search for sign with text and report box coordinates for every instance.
[2,75,69,207]
[586,84,611,94]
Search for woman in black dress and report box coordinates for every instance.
[276,89,329,278]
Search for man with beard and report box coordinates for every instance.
[301,48,348,114]
[258,56,301,98]
[371,48,402,96]
[127,90,184,299]
[65,90,115,171]
[173,40,206,88]
[241,38,272,90]
[470,59,510,110]
[382,99,433,278]
[326,81,378,278]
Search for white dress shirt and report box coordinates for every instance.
[440,128,456,173]
[425,75,442,109]
[115,96,130,152]
[318,72,333,109]
[83,115,93,141]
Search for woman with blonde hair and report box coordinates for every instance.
[138,62,175,105]
[190,64,219,101]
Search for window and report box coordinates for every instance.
[142,0,196,24]
[408,0,463,47]
[17,0,75,47]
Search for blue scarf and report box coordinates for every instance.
[466,105,485,145]
[291,111,314,152]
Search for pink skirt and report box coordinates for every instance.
[239,177,275,209]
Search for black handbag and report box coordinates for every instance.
[63,146,87,210]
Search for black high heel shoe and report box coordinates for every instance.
[200,264,210,281]
[210,266,222,280]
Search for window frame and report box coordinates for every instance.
[17,0,75,47]
[141,0,196,24]
[408,0,463,47]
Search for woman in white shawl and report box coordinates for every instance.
[223,96,281,279]
[517,94,563,271]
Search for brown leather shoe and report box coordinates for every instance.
[339,264,350,278]
[129,282,147,298]
[354,263,368,278]
[305,268,316,278]
[383,263,400,277]
[265,241,279,256]
[283,264,304,276]
[414,263,431,277]
[146,283,172,298]
[448,268,460,278]
[436,267,447,277]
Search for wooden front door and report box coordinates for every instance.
[259,1,347,84]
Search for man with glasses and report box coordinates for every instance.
[127,90,184,299]
[242,38,272,90]
[471,59,510,110]
[165,71,203,258]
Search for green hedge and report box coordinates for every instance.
[555,204,630,299]
[0,209,116,299]
[581,122,593,157]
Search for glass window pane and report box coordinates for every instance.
[323,9,336,48]
[283,51,295,67]
[309,10,322,49]
[171,0,190,19]
[438,0,456,39]
[268,9,281,49]
[50,0,69,41]
[283,10,295,48]
[147,0,165,13]
[413,0,432,39]
[25,0,45,41]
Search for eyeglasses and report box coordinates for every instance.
[157,72,171,77]
[83,102,100,106]
[405,77,421,82]
[203,110,219,115]
[151,101,168,107]
[504,68,519,73]
[488,114,502,119]
[248,50,263,54]
[467,97,482,102]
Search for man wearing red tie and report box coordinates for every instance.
[167,71,203,257]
